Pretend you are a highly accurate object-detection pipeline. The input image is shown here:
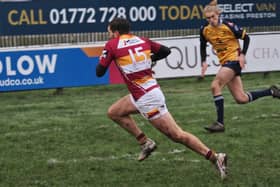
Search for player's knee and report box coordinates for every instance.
[170,131,185,143]
[234,96,248,104]
[211,81,220,93]
[107,108,114,120]
[107,107,118,120]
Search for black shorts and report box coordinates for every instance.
[222,61,241,76]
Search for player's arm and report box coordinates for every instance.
[200,40,207,64]
[151,45,171,62]
[96,64,108,77]
[234,23,250,69]
[148,39,171,67]
[225,20,250,68]
[238,34,250,69]
[241,34,250,55]
[96,44,113,77]
[200,26,208,77]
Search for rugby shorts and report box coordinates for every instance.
[130,87,168,120]
[222,61,242,76]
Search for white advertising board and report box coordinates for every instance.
[153,33,280,78]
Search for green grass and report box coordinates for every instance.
[0,72,280,187]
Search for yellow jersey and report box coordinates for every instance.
[200,19,246,65]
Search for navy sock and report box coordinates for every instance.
[247,88,272,102]
[214,95,224,125]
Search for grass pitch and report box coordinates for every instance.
[0,72,280,187]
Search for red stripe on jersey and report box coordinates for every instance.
[146,85,160,92]
[99,34,162,100]
[126,69,153,80]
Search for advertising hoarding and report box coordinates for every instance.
[0,0,279,35]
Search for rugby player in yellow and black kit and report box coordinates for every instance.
[200,0,280,133]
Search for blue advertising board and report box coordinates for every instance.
[0,46,109,91]
[0,0,279,35]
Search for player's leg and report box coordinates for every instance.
[150,113,227,179]
[151,112,212,156]
[107,95,150,146]
[227,76,249,104]
[270,85,280,98]
[228,76,280,103]
[205,66,235,132]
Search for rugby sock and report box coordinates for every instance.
[214,95,224,125]
[136,133,147,145]
[205,150,217,163]
[246,89,272,102]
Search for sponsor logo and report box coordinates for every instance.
[0,54,57,76]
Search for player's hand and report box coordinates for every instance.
[239,53,246,69]
[201,62,208,78]
[151,61,157,68]
[151,61,157,74]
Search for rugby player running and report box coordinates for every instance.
[96,17,227,179]
[200,0,280,133]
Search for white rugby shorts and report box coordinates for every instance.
[130,88,168,120]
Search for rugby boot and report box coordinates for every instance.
[204,122,225,133]
[138,138,157,161]
[270,85,280,98]
[215,153,228,180]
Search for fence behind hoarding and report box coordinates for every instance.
[0,0,279,47]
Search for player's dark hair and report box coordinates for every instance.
[109,18,130,35]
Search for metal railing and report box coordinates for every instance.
[0,26,280,48]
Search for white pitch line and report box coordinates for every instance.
[47,149,201,166]
[2,127,62,137]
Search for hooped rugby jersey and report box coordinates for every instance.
[200,19,247,64]
[99,34,161,100]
